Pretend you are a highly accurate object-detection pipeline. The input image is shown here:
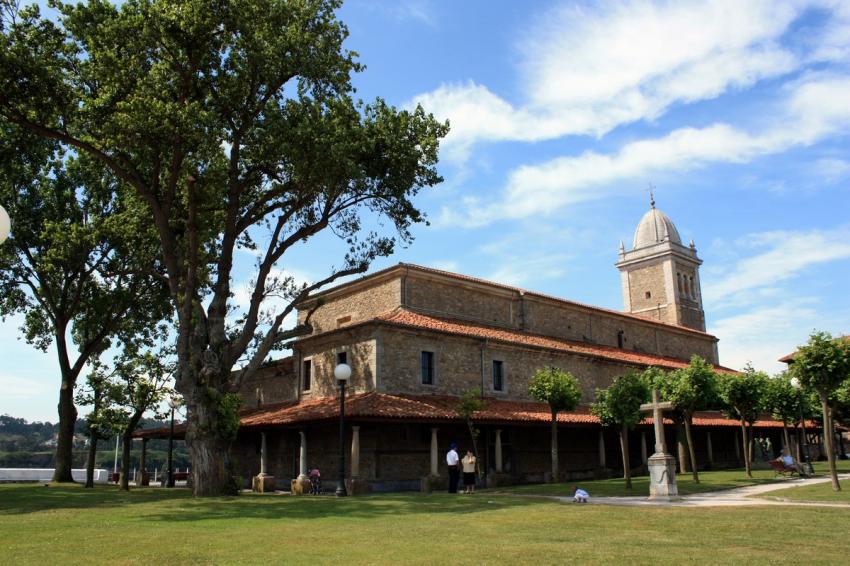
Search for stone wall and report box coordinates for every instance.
[235,358,297,408]
[626,261,668,313]
[295,328,377,399]
[378,328,642,402]
[403,272,718,364]
[299,276,401,334]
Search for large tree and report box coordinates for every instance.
[659,355,718,484]
[0,124,169,482]
[591,370,649,490]
[719,366,767,479]
[0,0,447,495]
[528,367,582,483]
[790,331,850,491]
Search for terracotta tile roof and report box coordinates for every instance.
[237,391,789,429]
[374,308,739,374]
[307,263,717,338]
[134,393,807,438]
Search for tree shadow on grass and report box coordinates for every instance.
[0,484,545,521]
[0,483,193,515]
[143,492,547,523]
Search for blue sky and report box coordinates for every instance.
[3,0,850,421]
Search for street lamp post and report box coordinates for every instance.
[790,377,814,477]
[166,396,179,488]
[334,363,351,497]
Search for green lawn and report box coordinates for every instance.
[2,483,850,565]
[495,460,850,497]
[756,480,850,503]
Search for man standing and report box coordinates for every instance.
[446,442,460,494]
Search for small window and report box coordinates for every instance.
[420,351,435,385]
[337,351,347,366]
[617,330,625,349]
[645,291,651,299]
[302,359,312,391]
[492,360,504,392]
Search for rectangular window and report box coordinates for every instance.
[337,351,347,366]
[420,351,434,385]
[492,360,504,392]
[302,360,312,391]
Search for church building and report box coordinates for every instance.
[143,202,790,491]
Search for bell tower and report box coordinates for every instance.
[615,196,705,331]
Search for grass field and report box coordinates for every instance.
[1,472,849,565]
[495,460,850,497]
[756,479,850,502]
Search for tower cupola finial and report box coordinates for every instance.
[648,183,656,209]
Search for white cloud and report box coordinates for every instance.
[711,298,821,373]
[441,75,850,226]
[0,373,49,401]
[411,0,850,163]
[815,158,850,183]
[704,226,850,307]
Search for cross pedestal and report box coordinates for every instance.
[639,389,678,500]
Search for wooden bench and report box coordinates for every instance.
[768,459,800,478]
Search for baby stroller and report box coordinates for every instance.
[309,468,321,495]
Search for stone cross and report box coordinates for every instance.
[640,389,674,455]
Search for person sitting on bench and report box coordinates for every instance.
[778,449,803,474]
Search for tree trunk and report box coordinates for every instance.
[740,421,751,478]
[85,431,98,488]
[619,426,632,490]
[782,424,791,454]
[676,426,688,473]
[52,383,78,483]
[820,396,840,491]
[185,394,238,496]
[120,412,144,491]
[683,417,699,483]
[747,423,754,464]
[550,407,559,483]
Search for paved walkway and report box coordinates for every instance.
[547,474,850,508]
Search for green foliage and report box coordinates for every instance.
[660,356,719,417]
[762,372,802,426]
[790,331,850,400]
[214,392,242,443]
[528,367,582,413]
[591,370,649,429]
[1,0,448,494]
[719,365,768,425]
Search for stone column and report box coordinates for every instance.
[292,430,310,495]
[351,425,361,479]
[298,430,308,479]
[253,432,276,493]
[598,430,606,469]
[260,432,267,475]
[640,431,648,465]
[495,429,503,473]
[706,431,714,466]
[430,427,439,476]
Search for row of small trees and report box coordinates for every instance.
[527,331,850,492]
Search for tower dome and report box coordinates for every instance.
[632,204,682,249]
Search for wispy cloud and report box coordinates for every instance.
[439,75,850,226]
[704,226,850,307]
[411,0,850,164]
